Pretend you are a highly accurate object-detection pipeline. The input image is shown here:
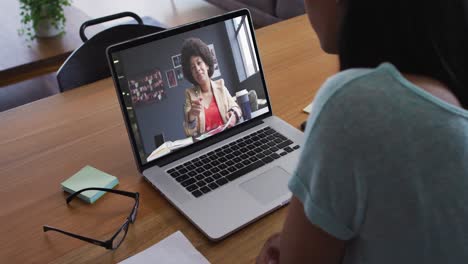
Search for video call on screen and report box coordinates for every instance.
[111,15,269,165]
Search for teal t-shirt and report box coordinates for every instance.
[289,63,468,263]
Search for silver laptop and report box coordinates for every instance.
[107,9,304,240]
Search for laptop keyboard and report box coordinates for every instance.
[166,126,300,198]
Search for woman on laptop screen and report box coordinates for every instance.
[181,38,242,137]
[257,0,468,263]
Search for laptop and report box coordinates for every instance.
[107,9,305,240]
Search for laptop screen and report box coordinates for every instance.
[108,11,271,168]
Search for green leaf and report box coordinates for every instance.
[17,0,73,41]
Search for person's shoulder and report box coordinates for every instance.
[312,63,398,113]
[212,78,225,90]
[185,86,197,94]
[316,67,379,103]
[305,63,404,139]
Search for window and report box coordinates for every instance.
[233,16,258,79]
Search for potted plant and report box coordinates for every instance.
[19,0,72,40]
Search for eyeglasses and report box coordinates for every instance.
[43,188,139,250]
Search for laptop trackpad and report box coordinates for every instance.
[240,166,291,205]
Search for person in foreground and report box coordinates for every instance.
[181,38,241,137]
[257,0,468,263]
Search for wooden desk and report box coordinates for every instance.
[0,1,99,86]
[0,15,337,263]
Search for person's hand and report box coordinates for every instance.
[256,233,280,264]
[188,98,203,122]
[226,111,237,127]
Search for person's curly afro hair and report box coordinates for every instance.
[181,38,214,85]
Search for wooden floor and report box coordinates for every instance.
[0,0,225,112]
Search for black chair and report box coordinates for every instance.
[56,12,165,92]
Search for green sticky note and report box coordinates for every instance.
[61,166,119,203]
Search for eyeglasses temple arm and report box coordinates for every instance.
[66,188,138,204]
[43,225,109,248]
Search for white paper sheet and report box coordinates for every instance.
[303,102,313,114]
[146,137,194,162]
[195,114,234,141]
[119,231,210,264]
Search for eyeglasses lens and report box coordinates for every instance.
[112,224,128,249]
[131,201,139,222]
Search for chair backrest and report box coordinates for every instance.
[57,12,165,92]
[239,72,265,100]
